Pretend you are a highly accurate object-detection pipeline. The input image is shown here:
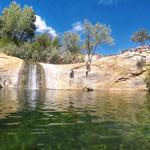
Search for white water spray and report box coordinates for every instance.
[28,64,39,89]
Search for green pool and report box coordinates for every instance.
[0,89,150,150]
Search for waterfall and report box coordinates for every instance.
[17,61,46,89]
[28,63,39,89]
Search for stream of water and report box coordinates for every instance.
[27,64,39,89]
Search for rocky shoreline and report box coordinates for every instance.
[0,47,150,90]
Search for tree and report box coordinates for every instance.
[131,29,150,46]
[52,37,61,49]
[63,32,81,63]
[63,32,80,54]
[0,18,2,37]
[23,34,61,63]
[35,34,51,50]
[83,19,114,61]
[0,2,36,45]
[0,2,21,43]
[17,5,36,43]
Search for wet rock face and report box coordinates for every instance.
[0,78,4,88]
[17,62,46,89]
[0,82,4,88]
[0,55,45,89]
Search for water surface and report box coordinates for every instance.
[0,89,150,150]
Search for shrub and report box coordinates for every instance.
[145,66,150,92]
[136,57,146,69]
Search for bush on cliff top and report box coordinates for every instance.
[0,2,114,64]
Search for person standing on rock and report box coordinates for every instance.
[69,69,74,85]
[86,62,91,77]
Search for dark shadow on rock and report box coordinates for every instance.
[37,63,46,89]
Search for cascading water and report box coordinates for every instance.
[17,62,46,89]
[28,63,39,89]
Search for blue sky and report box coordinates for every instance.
[0,0,150,54]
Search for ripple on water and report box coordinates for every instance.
[0,89,150,150]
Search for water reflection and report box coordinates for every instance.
[0,89,19,118]
[0,89,150,150]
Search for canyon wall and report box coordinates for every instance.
[0,50,150,90]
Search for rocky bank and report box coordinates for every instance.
[0,48,150,90]
[0,53,23,88]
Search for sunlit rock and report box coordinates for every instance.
[0,53,24,88]
[0,48,150,90]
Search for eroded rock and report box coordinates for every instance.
[0,49,150,90]
[0,53,24,88]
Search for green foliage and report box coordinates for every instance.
[61,51,84,64]
[0,2,36,45]
[34,34,51,50]
[1,2,21,37]
[0,36,12,47]
[0,2,115,64]
[83,19,114,60]
[63,32,81,54]
[0,34,61,64]
[20,34,61,63]
[49,48,61,64]
[0,42,19,56]
[17,5,36,43]
[62,32,81,63]
[0,18,2,37]
[52,37,61,49]
[131,29,150,46]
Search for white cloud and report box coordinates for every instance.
[72,21,83,32]
[98,0,127,6]
[98,0,118,5]
[35,15,57,37]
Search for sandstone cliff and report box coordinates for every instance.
[0,49,150,90]
[0,53,23,88]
